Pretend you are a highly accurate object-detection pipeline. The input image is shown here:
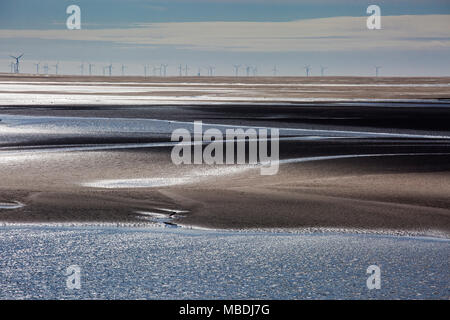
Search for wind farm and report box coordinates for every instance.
[2,55,449,103]
[1,55,414,79]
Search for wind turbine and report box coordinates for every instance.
[143,65,148,77]
[245,65,252,77]
[207,66,215,76]
[375,66,382,77]
[252,66,258,76]
[178,64,183,76]
[34,62,40,74]
[121,64,127,76]
[161,64,168,76]
[105,64,113,76]
[320,66,327,77]
[184,64,189,76]
[304,65,312,77]
[43,63,49,75]
[10,54,24,73]
[88,63,94,76]
[272,65,278,76]
[233,65,241,77]
[53,62,59,75]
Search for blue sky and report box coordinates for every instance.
[1,0,450,76]
[2,0,450,27]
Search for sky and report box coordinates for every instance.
[1,0,450,76]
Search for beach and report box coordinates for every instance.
[0,75,449,237]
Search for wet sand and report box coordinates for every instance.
[0,74,449,105]
[0,75,449,237]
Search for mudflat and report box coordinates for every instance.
[0,75,449,237]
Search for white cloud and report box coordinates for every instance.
[0,15,449,52]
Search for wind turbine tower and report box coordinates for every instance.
[320,66,328,77]
[43,63,49,75]
[252,66,258,76]
[121,64,127,76]
[161,64,168,77]
[184,64,189,76]
[208,66,215,76]
[34,62,40,75]
[80,63,84,76]
[105,64,113,76]
[10,54,24,73]
[143,65,148,77]
[245,66,252,77]
[9,62,15,73]
[233,65,241,77]
[53,62,59,75]
[88,63,94,76]
[272,65,278,76]
[304,65,312,77]
[375,66,382,77]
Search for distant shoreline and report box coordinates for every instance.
[0,74,449,104]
